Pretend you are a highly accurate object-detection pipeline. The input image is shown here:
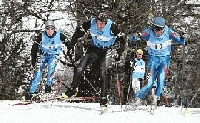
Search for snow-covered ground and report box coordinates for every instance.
[0,101,200,123]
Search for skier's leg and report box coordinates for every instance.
[132,78,141,96]
[29,56,46,93]
[64,52,97,98]
[71,53,92,88]
[100,54,112,108]
[46,56,57,93]
[151,86,158,109]
[138,67,156,99]
[153,57,168,109]
[155,56,168,96]
[132,78,142,105]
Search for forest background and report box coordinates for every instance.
[0,0,200,108]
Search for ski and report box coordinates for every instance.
[57,97,95,102]
[99,106,108,115]
[149,107,155,115]
[124,105,137,111]
[12,101,32,106]
[124,102,154,114]
[12,96,97,106]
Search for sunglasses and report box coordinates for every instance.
[96,20,107,23]
[153,26,164,31]
[137,54,143,55]
[46,28,55,30]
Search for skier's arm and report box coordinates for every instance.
[111,22,125,61]
[31,33,41,67]
[168,27,185,45]
[129,28,150,42]
[70,20,91,46]
[66,20,91,62]
[114,36,125,61]
[139,28,150,41]
[60,33,69,47]
[110,22,120,36]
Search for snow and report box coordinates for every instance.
[0,101,200,123]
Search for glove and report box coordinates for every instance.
[31,55,37,67]
[55,54,61,60]
[180,32,186,44]
[128,32,141,42]
[115,49,122,61]
[136,32,141,36]
[114,54,120,61]
[130,35,137,42]
[67,46,75,63]
[31,60,36,67]
[180,35,185,40]
[127,34,136,42]
[115,57,120,61]
[67,46,74,56]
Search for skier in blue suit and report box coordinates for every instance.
[25,20,67,100]
[130,17,185,108]
[62,12,123,109]
[131,49,145,96]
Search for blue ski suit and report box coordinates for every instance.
[131,58,145,93]
[131,58,145,79]
[29,31,64,93]
[131,26,185,99]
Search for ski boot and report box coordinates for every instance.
[23,93,38,101]
[62,87,78,99]
[100,96,108,111]
[45,85,51,93]
[44,85,52,99]
[150,95,158,114]
[134,97,142,106]
[133,91,139,99]
[132,92,142,107]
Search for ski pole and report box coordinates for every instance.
[53,77,63,100]
[116,63,122,108]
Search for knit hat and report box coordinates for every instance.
[45,20,55,28]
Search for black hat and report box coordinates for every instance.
[96,12,108,22]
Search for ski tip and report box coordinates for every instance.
[101,106,107,111]
[99,106,107,115]
[12,101,32,106]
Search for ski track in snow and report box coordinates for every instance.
[0,101,200,123]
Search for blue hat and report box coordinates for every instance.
[153,17,165,27]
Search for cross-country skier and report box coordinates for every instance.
[25,20,68,100]
[62,11,123,109]
[130,17,186,109]
[131,49,145,104]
